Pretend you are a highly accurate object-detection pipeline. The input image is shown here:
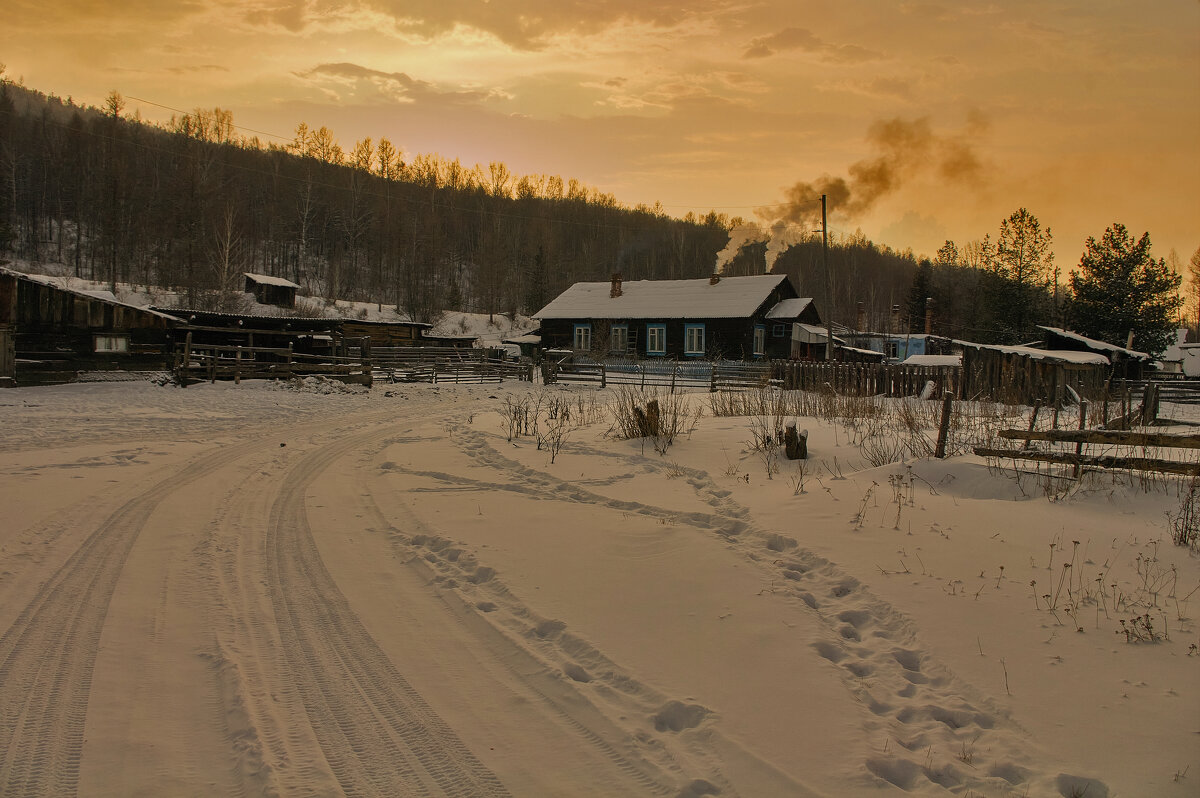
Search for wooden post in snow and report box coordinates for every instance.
[1023,401,1042,449]
[1073,399,1089,478]
[934,390,954,458]
[234,346,242,385]
[181,331,192,387]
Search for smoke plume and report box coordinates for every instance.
[765,115,986,227]
[714,222,766,274]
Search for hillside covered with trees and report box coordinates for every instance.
[0,76,1185,353]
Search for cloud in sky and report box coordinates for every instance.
[1,0,1196,264]
[742,27,881,62]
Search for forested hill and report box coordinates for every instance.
[0,79,925,327]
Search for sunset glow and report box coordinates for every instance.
[4,0,1198,261]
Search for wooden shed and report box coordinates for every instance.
[244,273,300,308]
[0,267,178,383]
[959,340,1111,404]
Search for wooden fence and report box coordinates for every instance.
[975,426,1200,477]
[174,335,372,386]
[772,362,960,398]
[544,358,772,392]
[0,325,14,385]
[1113,378,1200,406]
[367,346,533,384]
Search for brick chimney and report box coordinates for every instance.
[709,273,720,285]
[610,273,622,298]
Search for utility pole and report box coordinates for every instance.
[821,194,834,361]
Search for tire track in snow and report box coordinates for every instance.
[0,438,266,797]
[265,425,510,797]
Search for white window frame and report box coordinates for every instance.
[94,334,129,353]
[646,324,666,356]
[753,325,766,357]
[610,324,629,354]
[573,324,592,351]
[684,324,705,356]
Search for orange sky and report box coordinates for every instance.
[4,0,1198,268]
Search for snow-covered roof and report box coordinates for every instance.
[503,333,542,345]
[244,272,300,289]
[956,339,1110,365]
[534,274,792,320]
[792,323,843,344]
[903,354,962,367]
[2,268,181,323]
[839,344,884,358]
[1038,326,1150,360]
[765,297,814,319]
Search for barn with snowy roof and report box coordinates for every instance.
[534,273,820,360]
[243,272,300,308]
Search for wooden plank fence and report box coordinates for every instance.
[544,358,772,392]
[174,334,373,386]
[772,362,960,398]
[1113,378,1200,406]
[367,346,533,384]
[0,325,14,385]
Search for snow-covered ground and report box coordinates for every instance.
[0,379,1196,797]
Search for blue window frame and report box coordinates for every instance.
[573,323,592,351]
[646,324,666,355]
[772,323,787,338]
[684,324,705,356]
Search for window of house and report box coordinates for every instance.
[94,334,129,353]
[772,323,787,338]
[684,324,705,356]
[573,324,592,351]
[610,324,629,354]
[753,325,766,357]
[646,324,666,355]
[886,340,899,359]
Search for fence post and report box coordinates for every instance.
[671,364,677,394]
[180,331,192,388]
[286,342,294,380]
[1073,399,1089,478]
[234,346,242,385]
[601,363,606,389]
[934,390,954,458]
[1022,401,1042,449]
[1141,383,1159,426]
[710,363,718,392]
[361,337,372,385]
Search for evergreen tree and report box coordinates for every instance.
[906,259,932,333]
[979,209,1054,343]
[1068,223,1182,356]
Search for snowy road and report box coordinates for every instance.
[0,380,1194,797]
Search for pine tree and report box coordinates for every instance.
[1068,223,1182,356]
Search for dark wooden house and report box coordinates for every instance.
[0,267,178,383]
[535,273,815,360]
[244,273,300,308]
